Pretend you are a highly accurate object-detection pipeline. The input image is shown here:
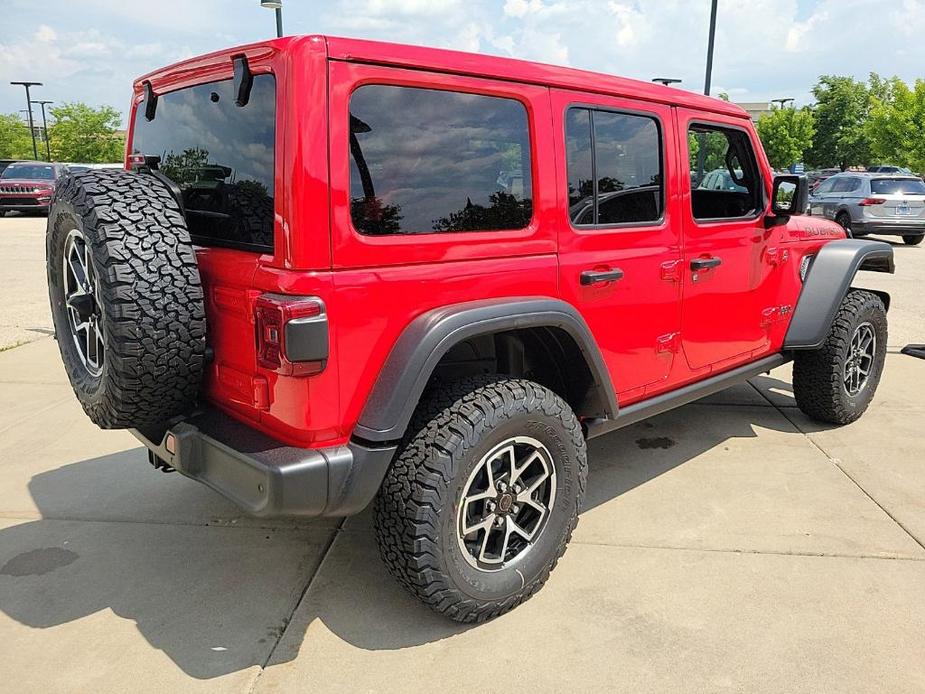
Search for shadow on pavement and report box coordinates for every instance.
[0,390,818,678]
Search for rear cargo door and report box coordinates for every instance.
[129,70,279,417]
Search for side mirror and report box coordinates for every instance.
[769,174,808,220]
[765,174,808,228]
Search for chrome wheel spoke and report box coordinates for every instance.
[463,513,495,537]
[62,229,103,377]
[844,322,876,396]
[508,516,538,542]
[457,436,557,571]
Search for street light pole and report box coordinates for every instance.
[10,81,42,160]
[703,0,718,96]
[32,100,53,160]
[260,0,283,38]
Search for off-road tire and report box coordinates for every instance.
[904,233,924,246]
[793,290,887,425]
[374,375,587,623]
[46,170,206,428]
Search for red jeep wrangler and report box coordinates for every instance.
[46,36,894,622]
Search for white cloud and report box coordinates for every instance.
[503,0,548,17]
[35,25,57,43]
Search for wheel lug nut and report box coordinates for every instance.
[486,501,495,512]
[511,505,520,514]
[495,516,504,526]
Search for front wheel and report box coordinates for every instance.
[904,233,924,246]
[793,290,887,425]
[374,375,587,623]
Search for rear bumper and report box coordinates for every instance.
[131,407,396,518]
[855,217,925,236]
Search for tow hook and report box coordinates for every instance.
[147,450,176,474]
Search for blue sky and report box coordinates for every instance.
[2,0,923,125]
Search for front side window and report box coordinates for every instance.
[348,85,533,235]
[566,107,662,226]
[688,124,762,220]
[131,75,276,252]
[814,178,836,195]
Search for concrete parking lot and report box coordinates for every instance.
[1,214,923,693]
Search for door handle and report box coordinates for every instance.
[690,257,722,271]
[580,268,625,286]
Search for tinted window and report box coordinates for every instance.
[870,178,925,195]
[566,108,662,226]
[688,124,761,220]
[830,177,854,193]
[349,85,532,235]
[814,178,836,194]
[131,75,276,252]
[1,164,57,180]
[565,109,593,222]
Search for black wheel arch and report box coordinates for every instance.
[784,238,894,351]
[353,298,618,443]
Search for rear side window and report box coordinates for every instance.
[349,85,533,235]
[688,124,762,220]
[565,107,662,226]
[131,75,276,252]
[830,177,857,193]
[870,178,925,195]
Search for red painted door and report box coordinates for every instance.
[677,110,776,371]
[552,90,683,400]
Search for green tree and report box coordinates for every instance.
[0,114,36,159]
[866,77,925,174]
[806,75,872,170]
[47,103,125,163]
[756,105,815,169]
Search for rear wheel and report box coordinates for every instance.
[793,290,887,425]
[904,233,924,246]
[835,211,854,238]
[374,375,587,622]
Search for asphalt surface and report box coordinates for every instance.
[1,213,923,693]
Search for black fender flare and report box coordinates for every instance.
[784,239,894,350]
[353,297,618,443]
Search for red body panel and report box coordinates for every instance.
[127,35,844,449]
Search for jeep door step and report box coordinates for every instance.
[584,353,789,439]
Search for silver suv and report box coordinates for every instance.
[808,172,925,245]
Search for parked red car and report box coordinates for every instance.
[0,161,65,215]
[46,36,894,622]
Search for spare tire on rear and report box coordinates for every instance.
[46,170,207,429]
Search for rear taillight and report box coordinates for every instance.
[128,153,146,170]
[858,197,886,206]
[255,294,328,377]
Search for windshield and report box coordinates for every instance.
[870,178,925,195]
[131,74,276,252]
[1,164,56,180]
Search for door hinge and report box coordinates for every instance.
[660,259,683,282]
[656,331,681,353]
